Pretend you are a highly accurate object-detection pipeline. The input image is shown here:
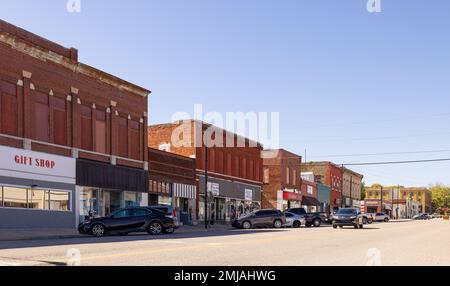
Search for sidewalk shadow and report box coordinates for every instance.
[0,228,288,250]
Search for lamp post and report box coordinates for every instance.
[204,129,208,229]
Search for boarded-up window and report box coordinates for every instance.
[33,91,49,142]
[234,156,240,177]
[249,160,254,179]
[217,151,223,173]
[129,120,140,160]
[226,153,232,175]
[241,157,247,178]
[80,105,92,151]
[118,117,128,158]
[208,148,215,171]
[52,97,66,146]
[0,80,17,136]
[95,110,106,154]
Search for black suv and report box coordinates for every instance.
[78,207,177,237]
[232,209,286,229]
[332,208,365,229]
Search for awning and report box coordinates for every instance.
[283,192,302,201]
[173,183,197,199]
[302,196,320,206]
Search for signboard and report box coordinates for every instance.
[244,189,253,201]
[207,182,220,196]
[283,191,302,201]
[0,145,76,184]
[277,191,283,210]
[360,201,366,213]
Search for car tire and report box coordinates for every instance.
[273,220,283,229]
[333,224,337,229]
[360,224,364,229]
[363,217,368,224]
[384,218,389,222]
[242,221,252,229]
[163,226,175,234]
[91,224,106,237]
[313,219,321,227]
[147,221,163,235]
[293,221,301,228]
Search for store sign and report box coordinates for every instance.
[245,189,253,201]
[360,201,365,213]
[207,182,220,196]
[0,145,76,184]
[283,191,302,201]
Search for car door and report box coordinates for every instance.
[130,208,152,230]
[108,209,134,231]
[252,211,268,227]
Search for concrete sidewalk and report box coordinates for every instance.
[0,223,233,242]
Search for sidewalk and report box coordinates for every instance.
[0,223,233,242]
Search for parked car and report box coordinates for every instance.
[148,205,180,227]
[286,208,330,227]
[413,213,432,220]
[283,212,306,228]
[373,212,390,222]
[232,209,286,229]
[360,213,373,224]
[332,208,365,229]
[78,207,177,237]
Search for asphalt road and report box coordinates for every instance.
[0,219,449,266]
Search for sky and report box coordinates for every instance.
[1,0,450,187]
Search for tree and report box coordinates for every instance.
[360,181,367,200]
[430,184,450,214]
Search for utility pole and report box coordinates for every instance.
[204,129,208,229]
[380,185,383,213]
[340,164,344,208]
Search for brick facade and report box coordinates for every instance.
[0,20,150,169]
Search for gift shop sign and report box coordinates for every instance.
[0,145,75,184]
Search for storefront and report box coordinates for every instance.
[276,189,302,211]
[77,159,148,222]
[198,176,261,223]
[301,196,320,213]
[0,145,76,228]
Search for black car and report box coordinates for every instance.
[332,208,365,229]
[78,207,177,237]
[232,209,286,229]
[287,208,330,227]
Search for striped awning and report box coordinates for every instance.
[173,183,197,199]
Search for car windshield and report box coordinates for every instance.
[336,209,357,215]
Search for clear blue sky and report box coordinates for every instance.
[2,0,450,187]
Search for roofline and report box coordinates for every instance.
[0,19,150,97]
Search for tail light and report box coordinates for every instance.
[172,209,177,218]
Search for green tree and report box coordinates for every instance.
[360,181,367,200]
[430,184,450,214]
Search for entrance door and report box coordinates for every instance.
[103,191,122,216]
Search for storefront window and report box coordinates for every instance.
[3,187,27,208]
[28,189,48,210]
[0,186,70,211]
[49,191,70,211]
[124,191,141,208]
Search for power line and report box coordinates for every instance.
[283,131,450,143]
[342,158,450,166]
[308,149,450,158]
[281,112,450,130]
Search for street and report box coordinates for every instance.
[0,219,449,266]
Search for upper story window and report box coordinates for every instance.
[32,90,50,142]
[0,80,18,136]
[263,167,270,184]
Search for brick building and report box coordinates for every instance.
[301,162,343,211]
[300,172,320,212]
[148,148,197,225]
[261,149,302,210]
[342,168,364,208]
[148,120,263,222]
[0,20,150,228]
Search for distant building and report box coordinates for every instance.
[342,168,364,208]
[364,185,432,218]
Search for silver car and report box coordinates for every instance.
[283,212,306,228]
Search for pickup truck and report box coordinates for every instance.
[286,208,331,227]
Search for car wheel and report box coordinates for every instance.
[368,219,373,224]
[293,221,301,228]
[148,221,163,235]
[333,224,337,229]
[313,219,321,227]
[360,224,364,229]
[242,221,252,229]
[363,217,368,224]
[163,226,175,234]
[91,224,105,237]
[384,218,389,222]
[273,220,283,229]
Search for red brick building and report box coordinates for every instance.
[301,162,343,211]
[148,120,263,222]
[261,149,302,210]
[0,20,150,228]
[148,148,197,225]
